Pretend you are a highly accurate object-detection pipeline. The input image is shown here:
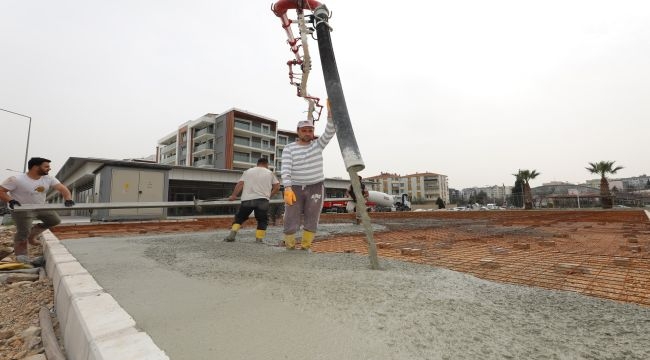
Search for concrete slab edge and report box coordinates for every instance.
[645,210,650,222]
[42,230,169,360]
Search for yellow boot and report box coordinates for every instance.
[284,234,296,250]
[301,230,315,250]
[224,223,241,242]
[255,229,266,243]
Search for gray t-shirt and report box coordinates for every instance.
[239,167,279,201]
[0,174,61,204]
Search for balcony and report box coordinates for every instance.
[233,152,252,163]
[233,160,255,170]
[161,143,176,154]
[234,119,276,139]
[194,158,214,167]
[160,155,176,165]
[231,151,254,169]
[193,142,214,157]
[233,139,274,154]
[193,128,214,143]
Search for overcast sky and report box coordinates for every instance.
[1,0,648,189]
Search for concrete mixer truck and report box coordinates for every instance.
[322,191,411,213]
[364,191,411,212]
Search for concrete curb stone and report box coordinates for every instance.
[42,230,169,360]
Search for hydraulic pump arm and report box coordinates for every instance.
[271,0,324,122]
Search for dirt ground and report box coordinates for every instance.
[1,209,648,359]
[0,227,58,360]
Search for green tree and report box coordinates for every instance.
[468,192,476,205]
[513,169,540,210]
[436,197,445,209]
[586,161,623,209]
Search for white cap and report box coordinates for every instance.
[297,120,314,128]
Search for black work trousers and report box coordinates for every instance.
[233,198,270,230]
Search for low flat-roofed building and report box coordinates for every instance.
[51,157,349,221]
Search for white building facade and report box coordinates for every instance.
[366,172,449,204]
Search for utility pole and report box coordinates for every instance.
[0,108,32,172]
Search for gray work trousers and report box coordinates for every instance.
[12,210,61,242]
[283,182,324,235]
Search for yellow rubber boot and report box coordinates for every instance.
[301,230,315,250]
[224,223,241,242]
[255,229,266,243]
[284,234,296,249]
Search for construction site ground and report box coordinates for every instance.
[52,209,650,307]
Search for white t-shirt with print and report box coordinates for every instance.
[0,174,61,205]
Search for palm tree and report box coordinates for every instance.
[513,169,540,209]
[586,161,623,209]
[511,173,524,208]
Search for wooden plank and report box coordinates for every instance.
[40,307,66,360]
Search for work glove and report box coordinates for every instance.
[284,187,296,206]
[64,200,75,207]
[8,200,21,209]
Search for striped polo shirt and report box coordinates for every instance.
[281,119,336,187]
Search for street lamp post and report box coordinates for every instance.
[0,108,32,173]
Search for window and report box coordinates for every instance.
[234,136,250,146]
[234,151,250,163]
[262,124,271,135]
[235,119,250,130]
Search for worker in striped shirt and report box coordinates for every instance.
[281,108,336,250]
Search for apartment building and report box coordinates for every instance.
[158,114,219,167]
[157,108,288,172]
[585,175,650,192]
[366,172,449,204]
[461,185,512,203]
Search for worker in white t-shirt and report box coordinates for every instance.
[0,157,74,264]
[223,158,280,243]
